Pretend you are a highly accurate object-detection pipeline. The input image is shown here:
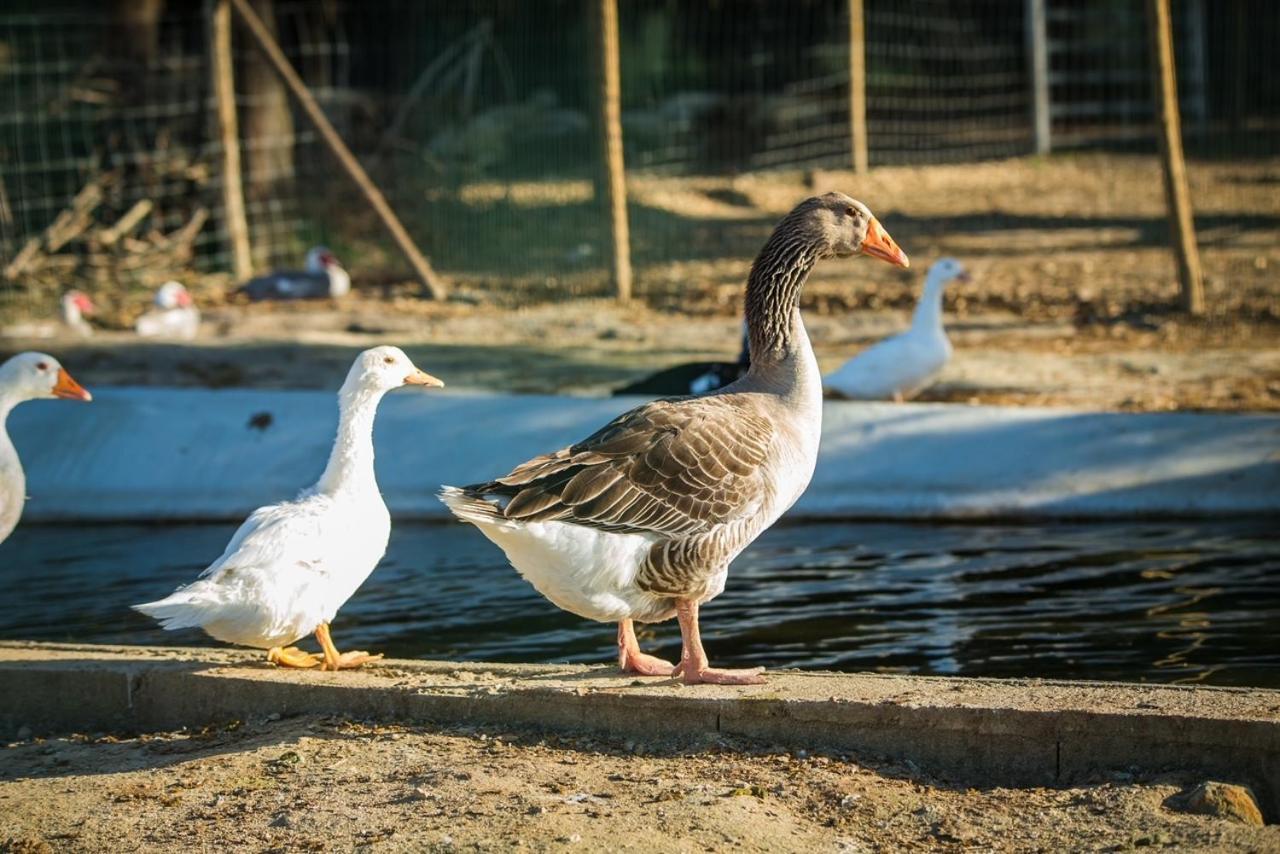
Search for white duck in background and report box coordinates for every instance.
[0,352,92,545]
[133,346,443,670]
[824,257,969,402]
[135,281,200,340]
[239,246,352,301]
[1,291,95,339]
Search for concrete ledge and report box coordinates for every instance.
[10,388,1280,522]
[3,642,1277,820]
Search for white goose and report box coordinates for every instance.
[133,346,443,670]
[0,352,92,546]
[135,281,200,340]
[824,257,969,401]
[442,194,908,685]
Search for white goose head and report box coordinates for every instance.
[341,345,443,397]
[155,281,194,310]
[0,352,92,405]
[61,291,94,324]
[927,257,970,287]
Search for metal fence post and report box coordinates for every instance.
[1025,0,1051,155]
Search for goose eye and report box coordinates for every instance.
[844,206,856,218]
[35,361,48,371]
[383,356,396,365]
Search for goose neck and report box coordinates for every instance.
[911,271,948,330]
[315,384,384,496]
[744,232,822,364]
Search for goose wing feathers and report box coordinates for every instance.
[469,395,775,537]
[198,498,332,581]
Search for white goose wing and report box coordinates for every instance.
[199,497,335,582]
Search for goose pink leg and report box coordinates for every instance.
[617,619,675,676]
[671,599,765,685]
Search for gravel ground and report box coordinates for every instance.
[2,715,1276,853]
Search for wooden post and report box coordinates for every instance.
[1025,0,1050,155]
[590,0,633,302]
[848,0,868,173]
[226,0,447,299]
[1146,0,1204,315]
[211,0,253,281]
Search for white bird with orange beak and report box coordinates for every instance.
[0,352,92,545]
[134,346,443,670]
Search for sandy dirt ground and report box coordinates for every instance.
[2,715,1276,853]
[2,154,1277,412]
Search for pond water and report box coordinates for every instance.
[1,520,1277,688]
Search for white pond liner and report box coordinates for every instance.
[8,387,1279,522]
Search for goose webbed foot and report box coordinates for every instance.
[673,599,767,686]
[267,646,321,668]
[672,661,766,685]
[315,622,383,671]
[617,619,675,676]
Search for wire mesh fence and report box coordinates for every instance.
[0,0,1276,321]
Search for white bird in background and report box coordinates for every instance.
[135,281,200,340]
[0,291,95,339]
[0,352,92,546]
[133,346,444,670]
[824,257,969,402]
[239,246,352,301]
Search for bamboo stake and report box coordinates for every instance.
[848,0,869,173]
[211,0,253,281]
[1146,0,1204,315]
[591,0,633,302]
[226,0,448,299]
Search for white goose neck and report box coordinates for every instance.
[314,383,386,496]
[911,269,950,331]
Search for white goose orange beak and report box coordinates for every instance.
[403,369,444,388]
[52,368,92,402]
[862,217,910,269]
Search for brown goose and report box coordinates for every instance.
[441,193,908,684]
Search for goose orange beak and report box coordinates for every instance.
[861,217,910,269]
[52,368,92,401]
[403,369,444,388]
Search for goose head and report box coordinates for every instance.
[0,352,92,404]
[928,257,970,287]
[342,345,443,396]
[155,281,193,310]
[795,193,909,268]
[61,291,94,323]
[305,246,342,274]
